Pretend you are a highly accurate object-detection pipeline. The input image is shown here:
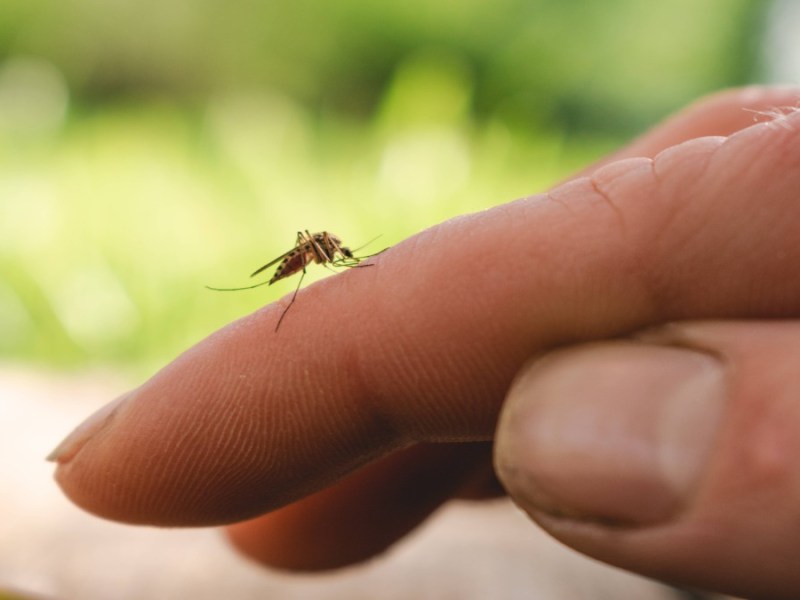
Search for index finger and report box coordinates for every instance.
[50,87,800,526]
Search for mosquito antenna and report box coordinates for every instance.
[206,280,272,292]
[353,249,386,260]
[350,234,383,255]
[274,269,306,332]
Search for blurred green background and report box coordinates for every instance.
[0,0,775,374]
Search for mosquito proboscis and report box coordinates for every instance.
[207,230,382,331]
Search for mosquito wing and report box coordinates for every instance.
[268,250,313,283]
[250,247,296,278]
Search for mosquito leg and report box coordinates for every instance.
[321,262,339,273]
[324,232,347,261]
[275,268,306,332]
[333,256,374,268]
[308,230,330,263]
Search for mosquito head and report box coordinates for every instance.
[320,233,352,257]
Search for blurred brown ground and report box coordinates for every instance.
[0,367,731,599]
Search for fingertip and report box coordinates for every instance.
[47,394,129,464]
[49,322,404,526]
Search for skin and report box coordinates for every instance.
[50,86,800,599]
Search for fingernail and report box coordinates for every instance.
[495,343,726,525]
[46,394,129,464]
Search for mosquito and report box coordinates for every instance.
[207,230,380,331]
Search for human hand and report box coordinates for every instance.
[49,86,800,599]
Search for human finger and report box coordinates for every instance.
[495,320,800,600]
[50,92,800,529]
[220,86,800,570]
[226,442,492,571]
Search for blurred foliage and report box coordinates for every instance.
[0,0,768,372]
[0,0,763,130]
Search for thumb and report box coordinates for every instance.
[495,321,800,600]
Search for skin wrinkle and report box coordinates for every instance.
[346,307,418,451]
[146,396,256,521]
[541,210,643,339]
[409,351,479,442]
[137,342,334,520]
[142,432,195,519]
[628,139,737,320]
[772,117,800,173]
[709,121,800,309]
[565,168,661,333]
[588,172,628,233]
[545,177,600,217]
[411,353,470,438]
[646,137,724,263]
[343,244,437,444]
[706,111,800,200]
[361,324,429,444]
[468,343,513,415]
[212,397,267,473]
[96,399,169,518]
[651,136,723,183]
[264,306,394,478]
[315,376,390,469]
[272,282,416,486]
[355,220,508,442]
[647,149,664,186]
[706,130,763,198]
[543,190,576,215]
